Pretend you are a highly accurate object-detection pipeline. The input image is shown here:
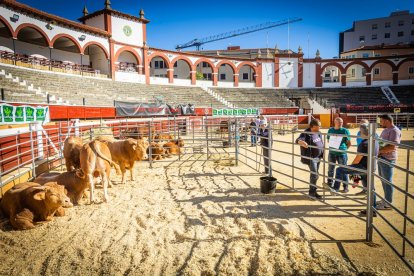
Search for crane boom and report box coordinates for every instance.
[175,17,302,50]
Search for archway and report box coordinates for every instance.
[149,55,170,84]
[370,60,394,85]
[84,43,109,76]
[51,35,83,72]
[172,57,192,84]
[397,58,414,83]
[116,50,139,72]
[238,63,256,85]
[195,59,214,85]
[15,26,50,63]
[0,17,13,53]
[218,62,236,86]
[322,66,340,83]
[345,64,368,85]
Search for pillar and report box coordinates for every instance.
[274,57,279,88]
[167,69,174,83]
[315,62,322,87]
[298,59,303,88]
[341,73,346,86]
[190,71,196,85]
[365,72,372,86]
[143,47,150,84]
[255,62,262,87]
[233,73,239,87]
[212,71,218,86]
[392,71,399,85]
[138,65,143,75]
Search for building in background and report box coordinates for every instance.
[339,10,414,54]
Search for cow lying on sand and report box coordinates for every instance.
[34,170,89,205]
[96,136,149,184]
[163,139,185,156]
[0,182,72,230]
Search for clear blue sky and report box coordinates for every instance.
[18,0,414,58]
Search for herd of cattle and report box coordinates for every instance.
[0,133,185,230]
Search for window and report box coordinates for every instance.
[351,68,355,78]
[362,53,369,58]
[154,60,164,69]
[202,62,208,68]
[385,22,391,28]
[372,34,377,40]
[385,33,391,38]
[173,75,177,78]
[398,31,404,37]
[220,73,226,80]
[398,20,404,26]
[374,68,380,75]
[173,62,178,68]
[409,67,414,74]
[243,73,249,80]
[203,73,212,80]
[372,24,378,30]
[359,35,365,42]
[374,53,381,57]
[361,68,366,77]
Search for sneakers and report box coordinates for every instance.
[376,200,392,210]
[360,209,377,217]
[309,192,322,200]
[355,190,367,196]
[340,188,349,193]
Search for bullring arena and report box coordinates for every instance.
[0,1,414,275]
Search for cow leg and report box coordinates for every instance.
[120,164,127,184]
[11,209,35,230]
[65,159,72,172]
[88,174,95,204]
[129,162,135,181]
[102,173,110,203]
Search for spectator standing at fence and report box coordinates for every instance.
[249,118,257,146]
[356,119,369,146]
[332,124,379,199]
[296,119,325,200]
[258,121,271,174]
[327,117,351,193]
[376,114,401,210]
[259,115,268,125]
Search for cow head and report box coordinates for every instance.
[130,139,148,161]
[34,182,73,208]
[174,138,184,147]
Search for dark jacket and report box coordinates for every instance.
[296,128,324,164]
[258,127,271,147]
[249,121,257,135]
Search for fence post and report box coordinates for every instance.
[366,122,376,242]
[402,148,410,257]
[1,88,4,101]
[268,120,272,178]
[89,127,93,141]
[29,123,37,179]
[178,118,181,161]
[291,129,295,189]
[148,120,153,169]
[235,118,239,166]
[58,121,63,170]
[192,120,195,144]
[322,134,327,200]
[35,122,44,160]
[205,118,209,160]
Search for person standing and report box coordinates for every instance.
[356,119,369,146]
[327,117,351,193]
[258,120,271,174]
[376,114,401,210]
[296,119,324,199]
[249,118,257,146]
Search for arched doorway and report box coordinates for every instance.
[218,62,235,87]
[0,18,13,54]
[195,60,214,86]
[84,43,109,77]
[321,63,343,87]
[116,50,139,73]
[345,62,369,86]
[371,61,394,86]
[238,64,256,87]
[15,26,50,69]
[149,55,170,84]
[397,59,414,85]
[172,58,192,85]
[51,35,82,73]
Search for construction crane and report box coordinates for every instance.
[175,17,302,51]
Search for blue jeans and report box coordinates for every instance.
[328,153,348,188]
[333,164,366,192]
[377,157,395,203]
[308,158,320,193]
[251,134,257,145]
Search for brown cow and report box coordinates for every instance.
[147,142,166,160]
[63,136,83,171]
[79,140,121,203]
[154,133,174,142]
[163,138,185,156]
[96,137,149,184]
[0,182,72,230]
[34,170,89,205]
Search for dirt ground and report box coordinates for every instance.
[0,127,413,275]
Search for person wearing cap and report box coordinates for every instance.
[258,120,271,174]
[376,114,401,210]
[296,119,325,200]
[332,124,379,198]
[249,118,257,146]
[356,119,369,146]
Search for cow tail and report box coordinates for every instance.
[93,143,122,175]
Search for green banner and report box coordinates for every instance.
[0,104,49,124]
[212,108,259,117]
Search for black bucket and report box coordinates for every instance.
[260,176,277,194]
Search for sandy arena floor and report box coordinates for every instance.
[0,128,413,275]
